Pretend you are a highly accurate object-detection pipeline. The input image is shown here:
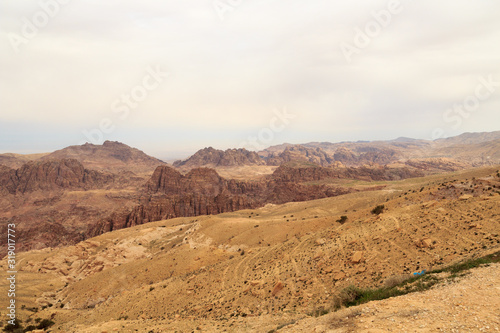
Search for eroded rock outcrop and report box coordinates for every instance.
[1,159,114,194]
[173,147,265,168]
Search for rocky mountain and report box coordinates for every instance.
[41,140,165,173]
[265,145,334,166]
[0,159,114,194]
[434,130,500,146]
[173,147,265,168]
[271,163,424,183]
[260,131,500,168]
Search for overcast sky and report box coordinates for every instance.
[1,0,499,158]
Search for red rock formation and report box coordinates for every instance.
[271,164,424,183]
[88,164,351,237]
[41,141,165,173]
[173,147,265,168]
[0,165,18,194]
[0,159,114,194]
[266,145,334,166]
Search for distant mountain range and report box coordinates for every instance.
[174,131,500,170]
[0,131,499,174]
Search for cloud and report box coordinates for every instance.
[1,0,499,155]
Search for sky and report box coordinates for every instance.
[1,0,499,159]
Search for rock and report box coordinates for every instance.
[459,194,474,200]
[351,251,365,264]
[324,267,334,274]
[334,272,346,280]
[415,238,435,248]
[313,251,323,260]
[1,159,113,194]
[271,281,284,296]
[173,147,265,168]
[315,238,326,245]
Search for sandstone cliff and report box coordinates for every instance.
[173,147,265,168]
[0,159,114,194]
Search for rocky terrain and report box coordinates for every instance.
[1,132,498,257]
[0,158,421,255]
[0,152,47,169]
[173,147,265,169]
[0,159,144,255]
[1,132,499,332]
[1,165,499,332]
[168,131,500,172]
[265,145,335,166]
[0,159,114,194]
[87,164,357,238]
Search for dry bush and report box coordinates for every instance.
[383,274,412,288]
[328,307,362,329]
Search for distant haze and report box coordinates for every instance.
[1,0,499,158]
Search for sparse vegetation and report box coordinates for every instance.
[331,251,500,311]
[337,215,348,224]
[3,319,23,332]
[383,274,412,288]
[371,204,385,215]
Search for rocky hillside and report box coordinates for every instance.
[271,163,424,183]
[173,147,265,168]
[0,159,144,255]
[265,145,334,166]
[260,131,500,169]
[0,159,114,194]
[88,162,429,238]
[88,165,352,237]
[41,141,165,173]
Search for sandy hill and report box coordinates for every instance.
[1,165,499,332]
[41,141,165,174]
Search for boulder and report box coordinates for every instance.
[351,251,365,264]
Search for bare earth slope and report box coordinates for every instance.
[286,262,500,332]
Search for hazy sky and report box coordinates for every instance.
[1,0,499,158]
